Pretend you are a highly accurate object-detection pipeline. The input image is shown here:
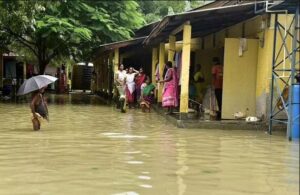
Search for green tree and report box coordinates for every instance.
[0,0,144,74]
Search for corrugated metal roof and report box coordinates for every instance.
[134,21,159,38]
[95,0,297,54]
[95,36,147,55]
[144,1,270,45]
[267,0,299,12]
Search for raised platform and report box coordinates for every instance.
[152,104,285,131]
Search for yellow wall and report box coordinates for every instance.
[195,48,224,88]
[255,29,274,117]
[222,38,259,119]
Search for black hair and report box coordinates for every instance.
[213,57,220,64]
[166,61,172,68]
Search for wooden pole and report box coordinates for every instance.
[158,43,165,102]
[152,47,158,85]
[114,48,119,75]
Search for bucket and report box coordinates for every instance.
[291,84,300,139]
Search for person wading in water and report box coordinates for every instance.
[30,86,48,130]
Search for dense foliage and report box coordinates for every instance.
[0,0,211,74]
[0,0,144,74]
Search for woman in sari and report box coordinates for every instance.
[135,67,146,104]
[125,67,138,108]
[140,76,155,112]
[114,64,127,112]
[159,61,178,114]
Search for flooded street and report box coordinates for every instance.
[0,94,299,195]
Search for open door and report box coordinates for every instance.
[222,38,258,119]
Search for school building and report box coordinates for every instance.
[92,0,299,136]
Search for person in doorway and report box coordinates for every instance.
[159,61,178,114]
[125,67,138,108]
[59,64,67,94]
[114,64,127,112]
[140,76,155,112]
[194,64,205,103]
[211,57,223,120]
[30,86,48,130]
[135,67,146,104]
[55,67,60,93]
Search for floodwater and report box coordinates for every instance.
[0,94,299,195]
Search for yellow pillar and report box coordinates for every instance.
[158,43,165,102]
[99,56,103,91]
[0,52,3,88]
[151,47,158,85]
[168,35,176,65]
[113,48,119,75]
[180,24,192,113]
[94,60,98,92]
[97,59,100,92]
[109,52,114,94]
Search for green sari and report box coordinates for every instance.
[142,84,155,96]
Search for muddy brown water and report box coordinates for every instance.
[0,94,298,195]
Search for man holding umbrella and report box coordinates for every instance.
[30,86,48,130]
[17,75,57,130]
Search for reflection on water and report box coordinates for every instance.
[0,94,299,195]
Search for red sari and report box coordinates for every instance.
[135,73,146,101]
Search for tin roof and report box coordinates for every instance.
[93,36,147,57]
[143,1,269,45]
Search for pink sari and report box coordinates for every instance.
[162,68,178,108]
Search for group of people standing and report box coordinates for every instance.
[189,57,223,119]
[114,64,155,113]
[114,57,223,119]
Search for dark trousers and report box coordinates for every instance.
[215,89,223,119]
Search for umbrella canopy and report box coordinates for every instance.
[17,75,57,96]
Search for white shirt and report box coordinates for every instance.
[125,73,135,83]
[116,70,127,82]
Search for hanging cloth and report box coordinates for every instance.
[176,51,182,86]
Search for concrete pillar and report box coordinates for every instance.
[114,48,119,75]
[99,56,104,91]
[109,52,114,95]
[96,58,101,92]
[103,56,107,92]
[152,47,158,86]
[0,52,3,88]
[168,35,176,65]
[180,24,192,113]
[158,43,165,102]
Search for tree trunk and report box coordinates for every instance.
[38,59,47,75]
